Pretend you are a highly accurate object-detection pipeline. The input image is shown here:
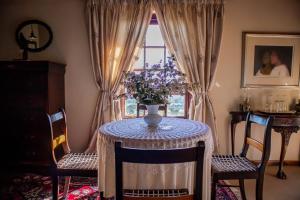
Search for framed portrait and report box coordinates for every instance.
[241,32,300,87]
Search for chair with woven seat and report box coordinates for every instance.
[113,141,205,200]
[211,113,273,200]
[46,109,98,200]
[137,103,167,117]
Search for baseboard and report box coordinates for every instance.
[252,160,300,166]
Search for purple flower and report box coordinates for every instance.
[119,57,191,105]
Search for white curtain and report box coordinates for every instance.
[153,0,224,151]
[85,0,152,152]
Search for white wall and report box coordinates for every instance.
[0,0,300,159]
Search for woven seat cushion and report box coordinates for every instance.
[212,155,257,173]
[123,189,193,200]
[57,153,97,170]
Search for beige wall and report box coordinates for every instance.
[0,0,98,151]
[0,0,300,160]
[211,0,300,160]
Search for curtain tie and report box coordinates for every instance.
[100,90,120,100]
[196,92,209,97]
[192,90,209,97]
[100,89,114,97]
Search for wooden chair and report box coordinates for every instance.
[137,103,167,117]
[113,141,205,200]
[46,109,97,200]
[211,113,273,200]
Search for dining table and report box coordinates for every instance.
[97,117,214,199]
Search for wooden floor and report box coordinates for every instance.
[230,166,300,200]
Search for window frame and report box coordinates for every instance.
[121,14,190,119]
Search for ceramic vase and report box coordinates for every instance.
[144,105,162,127]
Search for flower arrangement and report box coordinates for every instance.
[121,56,188,105]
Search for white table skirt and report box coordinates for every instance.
[97,118,213,200]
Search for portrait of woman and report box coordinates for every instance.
[255,51,273,76]
[270,50,290,77]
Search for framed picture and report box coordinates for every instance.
[241,32,300,87]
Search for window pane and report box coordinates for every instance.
[145,48,164,67]
[125,98,137,116]
[166,50,172,60]
[166,50,180,70]
[146,25,164,46]
[123,23,186,118]
[167,95,185,117]
[133,50,144,69]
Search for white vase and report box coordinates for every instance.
[144,105,162,127]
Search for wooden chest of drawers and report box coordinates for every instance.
[0,61,65,173]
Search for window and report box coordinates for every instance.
[122,14,188,118]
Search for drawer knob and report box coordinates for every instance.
[7,64,16,69]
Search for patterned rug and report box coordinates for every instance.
[0,174,239,200]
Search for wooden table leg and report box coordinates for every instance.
[231,121,237,155]
[273,127,295,179]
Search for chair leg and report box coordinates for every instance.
[256,177,264,200]
[211,180,217,200]
[100,191,104,200]
[239,179,247,200]
[52,175,59,200]
[62,176,71,199]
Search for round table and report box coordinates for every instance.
[97,117,213,199]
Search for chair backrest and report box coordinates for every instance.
[115,141,205,200]
[46,108,71,166]
[240,113,273,171]
[137,103,167,117]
